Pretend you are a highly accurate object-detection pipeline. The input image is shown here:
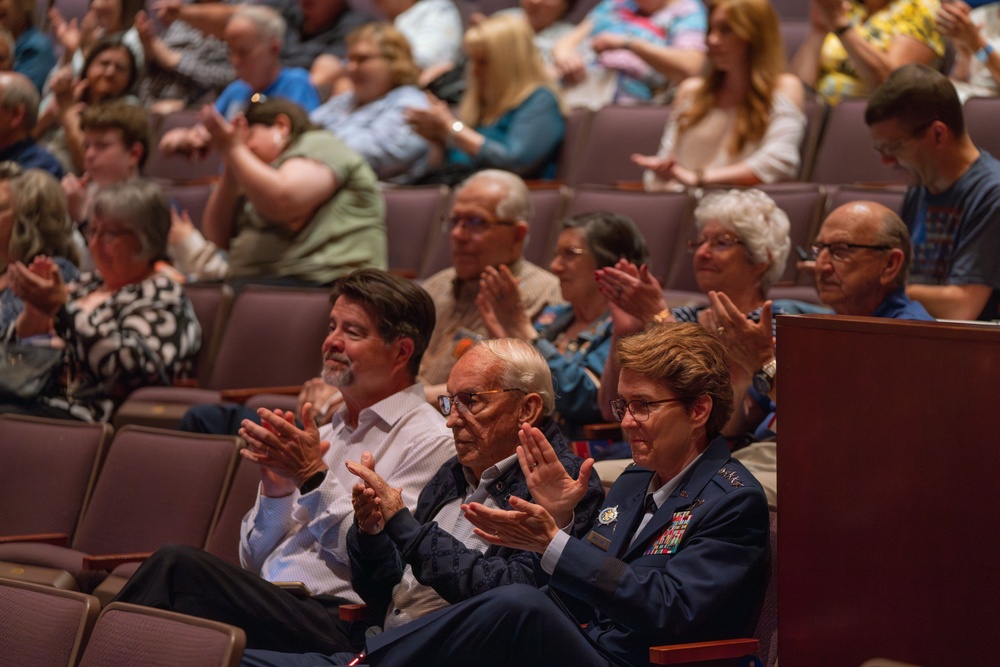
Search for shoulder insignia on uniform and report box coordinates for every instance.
[717,467,744,488]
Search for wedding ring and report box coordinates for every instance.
[529,463,538,471]
[717,327,725,336]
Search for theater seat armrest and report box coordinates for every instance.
[582,422,623,440]
[220,386,303,404]
[339,603,368,622]
[274,581,312,599]
[0,532,69,546]
[81,552,155,571]
[649,638,759,665]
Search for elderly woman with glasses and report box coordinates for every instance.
[309,24,431,183]
[475,211,648,437]
[595,189,789,436]
[2,179,199,422]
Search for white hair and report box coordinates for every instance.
[475,338,555,415]
[459,169,533,224]
[694,189,790,294]
[232,5,286,43]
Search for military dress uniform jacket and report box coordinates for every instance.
[551,435,771,667]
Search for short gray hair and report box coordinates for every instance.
[475,338,555,415]
[0,71,40,129]
[232,5,286,43]
[91,179,170,264]
[875,205,912,289]
[460,169,533,224]
[694,189,790,294]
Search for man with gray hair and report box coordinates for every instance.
[159,4,319,157]
[0,71,64,178]
[812,201,934,320]
[418,170,562,396]
[240,338,603,666]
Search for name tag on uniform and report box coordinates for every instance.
[586,530,611,551]
[644,510,692,555]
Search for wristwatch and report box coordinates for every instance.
[752,359,777,395]
[299,470,327,495]
[976,43,995,63]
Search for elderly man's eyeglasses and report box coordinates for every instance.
[437,388,525,417]
[609,398,683,422]
[686,233,743,254]
[84,225,134,243]
[442,215,517,234]
[809,241,891,262]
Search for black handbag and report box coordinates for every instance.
[0,342,63,402]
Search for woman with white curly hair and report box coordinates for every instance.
[594,188,790,328]
[594,188,789,440]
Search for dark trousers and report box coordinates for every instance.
[241,585,615,667]
[178,403,260,435]
[114,544,360,654]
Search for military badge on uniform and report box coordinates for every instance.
[645,510,692,555]
[717,467,744,488]
[598,506,619,526]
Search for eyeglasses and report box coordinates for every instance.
[873,120,935,157]
[552,246,587,262]
[345,53,385,66]
[442,215,517,234]
[809,241,891,262]
[609,398,683,422]
[686,233,743,254]
[84,225,134,242]
[437,388,525,417]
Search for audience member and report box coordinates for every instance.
[278,322,769,667]
[0,179,199,422]
[0,163,80,330]
[865,63,1000,320]
[937,0,1000,102]
[636,0,805,190]
[595,189,788,439]
[0,71,64,178]
[0,25,14,71]
[49,0,145,77]
[476,212,648,437]
[169,98,385,286]
[495,0,576,72]
[791,0,944,105]
[1,0,55,91]
[158,5,320,159]
[405,14,565,184]
[62,102,149,229]
[133,5,234,112]
[240,338,604,665]
[419,169,562,392]
[553,0,707,107]
[36,35,139,175]
[371,0,462,85]
[812,201,934,319]
[154,0,369,100]
[309,24,431,183]
[114,269,455,654]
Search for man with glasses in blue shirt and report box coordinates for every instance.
[812,201,934,320]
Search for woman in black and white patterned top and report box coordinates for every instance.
[3,179,200,422]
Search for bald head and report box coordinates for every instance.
[0,72,40,147]
[813,201,911,316]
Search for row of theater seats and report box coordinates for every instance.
[111,182,907,432]
[0,578,244,667]
[0,414,261,605]
[146,93,1000,195]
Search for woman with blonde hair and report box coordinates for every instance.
[310,23,431,183]
[405,13,565,183]
[0,163,80,329]
[635,0,806,190]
